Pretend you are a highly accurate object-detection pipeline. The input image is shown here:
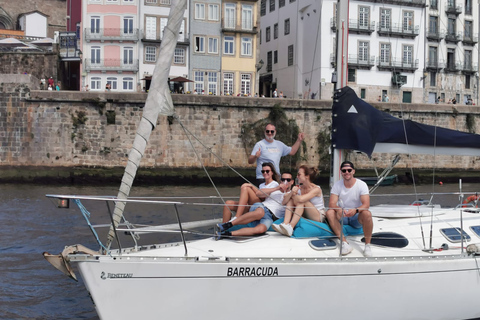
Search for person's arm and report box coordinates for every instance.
[328,193,340,211]
[256,185,281,199]
[282,185,298,204]
[289,133,305,155]
[248,147,261,164]
[292,186,322,204]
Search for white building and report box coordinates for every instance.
[18,11,48,38]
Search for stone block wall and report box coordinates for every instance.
[0,90,479,172]
[0,52,58,84]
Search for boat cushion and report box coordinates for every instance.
[272,218,364,239]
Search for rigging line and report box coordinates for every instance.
[428,109,439,249]
[307,1,322,100]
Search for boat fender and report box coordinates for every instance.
[462,195,479,208]
[466,243,480,255]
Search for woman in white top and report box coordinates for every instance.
[273,165,325,237]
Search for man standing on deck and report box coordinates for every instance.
[248,123,305,185]
[325,161,373,257]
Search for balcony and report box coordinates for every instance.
[377,23,420,39]
[221,19,257,34]
[425,59,445,70]
[377,58,419,72]
[445,32,462,43]
[426,29,445,42]
[444,61,462,73]
[85,59,139,72]
[462,33,478,46]
[356,0,426,7]
[348,54,376,69]
[445,4,462,15]
[462,63,478,74]
[348,19,376,35]
[84,28,140,42]
[141,30,189,45]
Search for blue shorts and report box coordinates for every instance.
[341,212,362,229]
[248,202,274,230]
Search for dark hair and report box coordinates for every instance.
[298,165,319,181]
[340,161,355,170]
[262,162,279,182]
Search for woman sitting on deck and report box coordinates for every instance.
[273,165,325,237]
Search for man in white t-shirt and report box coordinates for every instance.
[326,161,373,257]
[249,123,304,185]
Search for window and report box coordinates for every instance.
[465,50,472,70]
[380,43,390,63]
[269,0,275,12]
[429,16,438,35]
[195,36,205,53]
[266,26,271,42]
[174,48,185,64]
[91,46,101,64]
[447,18,456,36]
[91,77,101,90]
[274,50,278,64]
[465,21,473,40]
[124,17,134,34]
[241,74,251,95]
[208,4,219,21]
[242,5,253,30]
[403,11,413,32]
[360,88,366,99]
[274,23,278,39]
[145,46,156,62]
[465,0,472,14]
[107,77,118,90]
[123,47,134,65]
[224,36,234,54]
[348,69,356,82]
[288,44,293,66]
[440,227,471,243]
[465,75,471,89]
[403,45,413,65]
[267,51,272,72]
[225,3,236,29]
[359,7,369,29]
[402,91,412,103]
[430,0,437,9]
[241,37,252,56]
[428,46,437,67]
[380,9,391,30]
[284,19,290,35]
[195,3,205,20]
[208,38,218,54]
[447,48,456,69]
[123,77,134,90]
[279,0,285,7]
[358,41,369,62]
[91,16,100,34]
[261,0,266,16]
[223,72,234,95]
[146,0,158,3]
[194,71,204,93]
[430,71,436,87]
[208,72,218,95]
[145,16,157,40]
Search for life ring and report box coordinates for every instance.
[462,195,479,208]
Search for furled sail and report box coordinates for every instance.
[106,0,187,250]
[332,86,480,157]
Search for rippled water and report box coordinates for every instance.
[0,181,478,319]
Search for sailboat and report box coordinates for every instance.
[43,0,480,319]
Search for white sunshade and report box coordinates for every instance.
[30,37,54,46]
[0,38,29,47]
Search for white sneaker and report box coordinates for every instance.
[228,216,237,223]
[280,223,294,237]
[271,223,284,235]
[363,244,372,257]
[341,241,353,255]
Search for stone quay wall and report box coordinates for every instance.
[0,90,479,183]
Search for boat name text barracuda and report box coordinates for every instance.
[227,267,278,277]
[101,272,133,279]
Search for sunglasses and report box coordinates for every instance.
[341,168,353,173]
[261,170,271,174]
[281,178,292,182]
[265,130,275,134]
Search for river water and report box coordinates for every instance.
[1,181,479,319]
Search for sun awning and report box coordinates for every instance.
[169,76,193,82]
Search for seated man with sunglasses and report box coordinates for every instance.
[215,168,295,240]
[248,123,305,186]
[325,161,373,257]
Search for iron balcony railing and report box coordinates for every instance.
[426,28,445,41]
[462,62,478,73]
[348,54,376,68]
[462,33,478,45]
[349,19,376,34]
[377,57,419,71]
[445,4,462,15]
[85,59,139,72]
[377,23,420,38]
[425,59,445,70]
[445,32,462,43]
[444,61,462,72]
[85,28,140,42]
[222,19,256,33]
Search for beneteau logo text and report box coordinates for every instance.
[227,267,278,277]
[100,272,133,279]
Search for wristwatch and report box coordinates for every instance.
[356,208,359,213]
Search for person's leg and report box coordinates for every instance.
[288,203,305,228]
[283,199,295,224]
[235,184,260,218]
[231,223,267,236]
[222,200,239,223]
[232,206,265,226]
[325,208,345,241]
[358,210,373,244]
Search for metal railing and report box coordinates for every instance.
[85,59,139,72]
[84,28,140,42]
[377,23,420,37]
[445,32,462,43]
[425,59,445,69]
[348,54,376,68]
[377,58,419,71]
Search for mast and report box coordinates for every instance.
[331,0,349,187]
[105,0,187,250]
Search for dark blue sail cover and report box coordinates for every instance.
[332,86,480,157]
